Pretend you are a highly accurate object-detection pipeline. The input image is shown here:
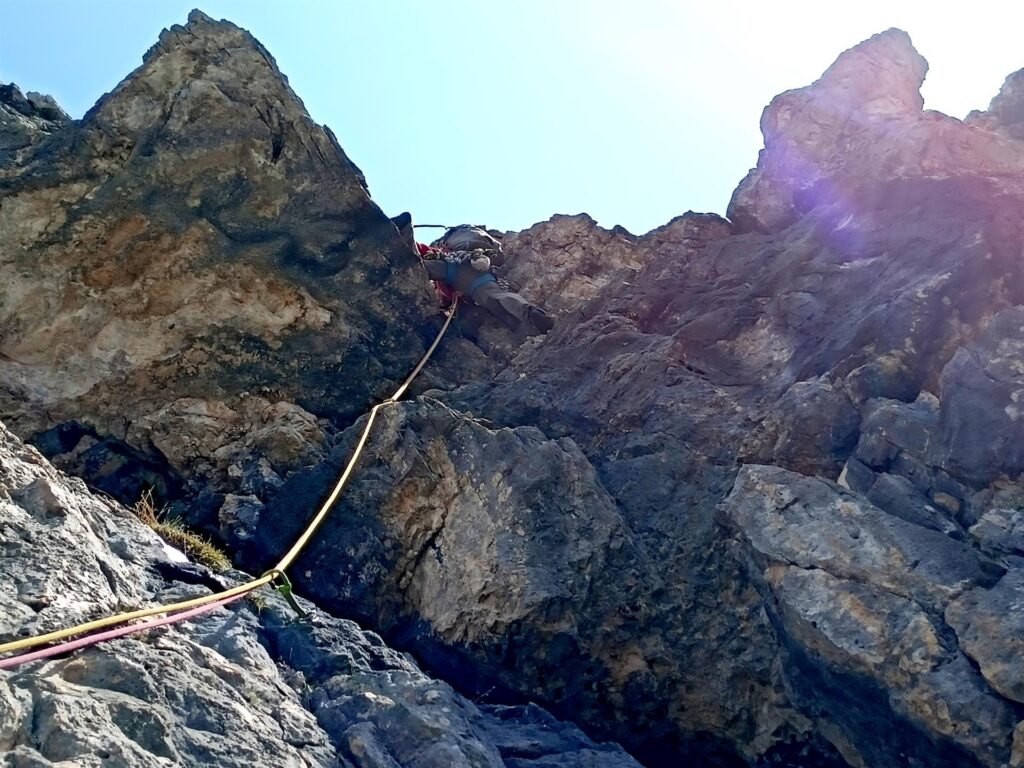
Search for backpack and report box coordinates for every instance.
[431,224,502,253]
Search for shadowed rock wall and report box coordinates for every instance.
[3,12,1024,768]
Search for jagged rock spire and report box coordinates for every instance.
[0,9,446,516]
[727,28,1024,233]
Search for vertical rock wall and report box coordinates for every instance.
[3,13,1024,768]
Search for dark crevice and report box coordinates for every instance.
[95,559,120,598]
[29,421,183,508]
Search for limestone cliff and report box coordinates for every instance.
[3,11,1024,768]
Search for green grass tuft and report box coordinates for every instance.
[132,490,232,573]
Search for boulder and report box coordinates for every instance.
[722,465,998,606]
[947,570,1024,704]
[740,377,859,477]
[936,307,1024,485]
[969,507,1024,560]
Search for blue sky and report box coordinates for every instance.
[3,1,1022,234]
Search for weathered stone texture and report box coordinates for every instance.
[0,10,457,515]
[728,29,1024,233]
[0,420,640,767]
[5,12,1024,768]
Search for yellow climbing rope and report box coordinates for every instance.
[275,299,455,572]
[0,573,280,656]
[0,304,458,659]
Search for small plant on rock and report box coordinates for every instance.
[132,489,231,573]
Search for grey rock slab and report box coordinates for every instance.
[312,670,505,768]
[969,507,1024,558]
[769,567,1018,766]
[258,580,646,768]
[946,570,1024,704]
[864,472,961,536]
[723,464,999,607]
[0,421,337,768]
[476,704,643,767]
[770,566,944,676]
[890,653,1019,768]
[937,308,1024,484]
[744,377,859,478]
[855,395,939,470]
[254,398,660,705]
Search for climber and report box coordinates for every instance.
[392,214,554,334]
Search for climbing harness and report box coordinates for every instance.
[0,303,459,670]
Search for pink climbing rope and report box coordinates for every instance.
[0,592,246,671]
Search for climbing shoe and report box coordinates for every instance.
[527,306,554,334]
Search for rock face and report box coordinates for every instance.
[0,83,70,162]
[4,11,1024,768]
[728,29,1024,233]
[969,68,1024,141]
[722,466,1014,768]
[0,420,641,767]
[248,400,680,750]
[0,9,466,524]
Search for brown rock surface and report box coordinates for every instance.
[728,29,1024,233]
[0,10,461,512]
[498,212,732,318]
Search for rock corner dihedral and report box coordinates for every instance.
[3,12,1024,768]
